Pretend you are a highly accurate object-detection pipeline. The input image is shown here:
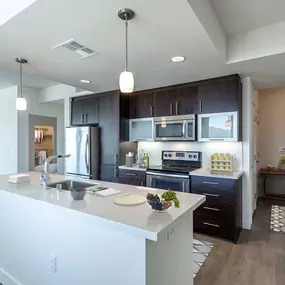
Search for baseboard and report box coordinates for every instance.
[0,268,22,285]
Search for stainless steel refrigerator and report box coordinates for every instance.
[65,126,99,179]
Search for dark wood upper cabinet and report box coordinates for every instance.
[71,98,86,125]
[129,90,154,119]
[154,88,177,117]
[84,97,99,124]
[175,85,197,115]
[71,96,99,125]
[197,78,240,114]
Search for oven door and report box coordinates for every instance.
[146,171,190,193]
[154,119,185,141]
[185,119,196,141]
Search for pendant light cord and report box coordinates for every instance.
[125,15,128,71]
[20,62,23,98]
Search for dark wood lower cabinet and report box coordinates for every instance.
[191,175,242,243]
[118,169,146,186]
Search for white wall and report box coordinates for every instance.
[138,141,243,169]
[18,87,65,174]
[242,77,254,229]
[0,86,18,174]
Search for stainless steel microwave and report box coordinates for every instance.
[154,115,196,141]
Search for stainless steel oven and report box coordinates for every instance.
[146,171,190,193]
[154,115,195,141]
[146,151,202,193]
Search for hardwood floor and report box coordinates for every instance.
[194,198,285,285]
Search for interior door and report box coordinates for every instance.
[65,127,89,177]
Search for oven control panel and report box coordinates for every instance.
[162,151,201,162]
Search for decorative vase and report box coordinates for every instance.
[282,164,285,170]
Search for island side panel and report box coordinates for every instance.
[146,211,193,285]
[0,191,147,285]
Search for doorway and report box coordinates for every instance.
[29,115,57,172]
[34,125,55,171]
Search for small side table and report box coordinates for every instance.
[259,168,285,198]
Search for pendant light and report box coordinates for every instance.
[118,8,135,93]
[15,58,28,111]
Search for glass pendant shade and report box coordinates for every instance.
[119,71,134,93]
[16,97,27,111]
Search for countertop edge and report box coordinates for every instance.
[190,169,244,180]
[119,165,147,172]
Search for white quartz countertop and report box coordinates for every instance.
[0,172,205,241]
[190,168,244,179]
[119,165,147,171]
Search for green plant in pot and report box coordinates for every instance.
[280,156,285,170]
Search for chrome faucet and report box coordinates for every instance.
[41,154,71,188]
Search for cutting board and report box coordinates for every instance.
[113,195,146,206]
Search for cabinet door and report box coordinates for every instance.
[198,80,238,114]
[154,88,176,117]
[85,96,99,124]
[100,165,118,182]
[98,91,120,165]
[71,99,85,125]
[175,86,197,115]
[129,91,154,118]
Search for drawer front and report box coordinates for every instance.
[119,169,146,181]
[194,200,234,220]
[194,212,235,242]
[118,177,145,186]
[191,176,234,202]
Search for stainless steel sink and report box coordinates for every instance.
[47,179,98,190]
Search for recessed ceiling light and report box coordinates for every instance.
[80,79,91,84]
[172,56,186,63]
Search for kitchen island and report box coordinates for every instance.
[0,172,205,285]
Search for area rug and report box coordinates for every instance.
[270,205,285,233]
[193,239,214,278]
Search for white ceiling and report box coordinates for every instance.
[1,0,285,91]
[211,0,285,36]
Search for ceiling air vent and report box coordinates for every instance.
[52,39,98,60]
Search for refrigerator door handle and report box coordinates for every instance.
[85,134,89,174]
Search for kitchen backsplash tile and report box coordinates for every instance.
[138,141,243,170]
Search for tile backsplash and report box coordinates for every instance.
[138,141,243,170]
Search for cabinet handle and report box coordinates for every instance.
[175,102,179,115]
[150,106,154,116]
[125,173,137,177]
[203,193,219,197]
[203,206,219,212]
[81,113,84,124]
[202,181,219,185]
[114,154,119,165]
[170,103,173,116]
[85,113,88,123]
[203,222,220,228]
[199,101,203,112]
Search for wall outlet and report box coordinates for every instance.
[279,147,285,153]
[49,254,57,273]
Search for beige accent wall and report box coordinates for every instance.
[259,87,285,169]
